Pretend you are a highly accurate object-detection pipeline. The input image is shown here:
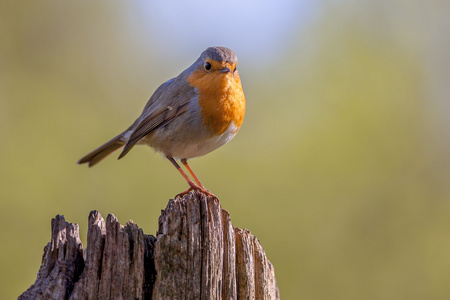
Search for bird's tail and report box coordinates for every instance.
[78,134,126,167]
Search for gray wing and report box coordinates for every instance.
[118,76,196,159]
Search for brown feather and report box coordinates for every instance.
[78,134,125,167]
[118,101,190,159]
[118,77,195,159]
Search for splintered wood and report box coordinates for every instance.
[19,191,279,299]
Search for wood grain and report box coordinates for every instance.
[20,191,279,299]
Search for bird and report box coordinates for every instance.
[78,46,246,197]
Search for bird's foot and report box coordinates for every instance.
[193,186,217,199]
[175,186,217,199]
[175,188,193,199]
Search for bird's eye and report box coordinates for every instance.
[204,62,212,71]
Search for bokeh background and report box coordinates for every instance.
[1,1,450,299]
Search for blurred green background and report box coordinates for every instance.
[1,1,450,299]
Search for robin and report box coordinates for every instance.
[78,46,246,197]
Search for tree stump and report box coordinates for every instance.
[19,191,279,299]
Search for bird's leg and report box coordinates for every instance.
[168,158,194,186]
[167,157,216,199]
[180,159,216,198]
[181,159,204,188]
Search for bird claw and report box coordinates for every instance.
[175,188,194,199]
[175,186,217,199]
[194,186,217,199]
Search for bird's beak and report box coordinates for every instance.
[219,67,231,73]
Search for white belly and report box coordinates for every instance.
[171,122,238,159]
[137,121,239,160]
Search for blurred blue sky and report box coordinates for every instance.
[131,0,318,62]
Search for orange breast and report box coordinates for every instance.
[187,63,246,135]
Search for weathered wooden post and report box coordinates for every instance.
[19,191,279,299]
